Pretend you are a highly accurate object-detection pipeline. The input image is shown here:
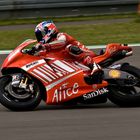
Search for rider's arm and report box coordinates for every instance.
[43,33,69,50]
[44,33,83,51]
[48,40,66,49]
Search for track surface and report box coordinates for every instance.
[0,18,134,31]
[0,47,140,140]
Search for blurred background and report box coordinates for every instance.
[0,0,139,19]
[0,0,140,49]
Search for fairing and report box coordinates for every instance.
[93,43,132,64]
[2,41,132,105]
[2,39,38,69]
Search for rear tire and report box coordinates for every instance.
[108,64,140,107]
[0,75,42,111]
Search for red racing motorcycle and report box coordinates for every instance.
[0,39,140,111]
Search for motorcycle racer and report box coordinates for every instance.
[33,20,103,84]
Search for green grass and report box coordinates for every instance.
[0,19,140,50]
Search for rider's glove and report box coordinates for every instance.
[27,43,43,55]
[42,43,51,51]
[27,43,51,55]
[27,46,37,55]
[35,43,44,51]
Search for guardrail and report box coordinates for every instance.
[0,0,139,19]
[0,0,139,10]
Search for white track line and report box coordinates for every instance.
[0,44,140,54]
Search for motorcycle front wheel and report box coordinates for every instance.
[108,64,140,107]
[0,75,42,111]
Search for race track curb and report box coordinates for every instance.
[0,44,139,54]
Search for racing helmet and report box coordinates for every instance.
[35,20,58,42]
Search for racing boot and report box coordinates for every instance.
[84,62,104,85]
[90,62,104,83]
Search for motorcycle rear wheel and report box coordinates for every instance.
[108,64,140,107]
[0,75,42,111]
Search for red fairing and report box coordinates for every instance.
[2,39,39,69]
[93,43,132,63]
[1,38,108,105]
[1,40,132,105]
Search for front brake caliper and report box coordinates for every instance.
[11,73,34,93]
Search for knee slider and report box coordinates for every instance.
[70,46,83,55]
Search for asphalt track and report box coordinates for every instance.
[0,18,134,31]
[0,47,140,140]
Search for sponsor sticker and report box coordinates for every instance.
[109,70,121,78]
[26,61,39,68]
[83,87,108,100]
[52,82,79,103]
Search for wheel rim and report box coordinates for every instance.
[114,84,140,96]
[2,76,40,103]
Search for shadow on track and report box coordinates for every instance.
[35,101,119,112]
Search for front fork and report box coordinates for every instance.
[11,73,34,93]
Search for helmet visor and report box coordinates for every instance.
[35,30,43,42]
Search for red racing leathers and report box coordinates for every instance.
[35,32,103,84]
[39,32,97,68]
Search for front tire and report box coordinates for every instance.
[108,64,140,107]
[0,75,42,111]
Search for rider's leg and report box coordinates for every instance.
[67,45,103,84]
[83,56,104,84]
